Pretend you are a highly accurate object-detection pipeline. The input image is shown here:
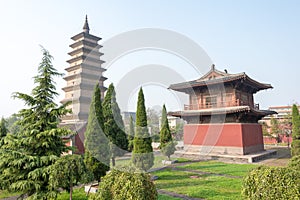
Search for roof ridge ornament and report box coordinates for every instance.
[211,64,215,71]
[83,15,90,33]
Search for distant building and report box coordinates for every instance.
[260,105,299,145]
[169,65,275,155]
[121,111,136,125]
[60,16,106,154]
[262,105,300,126]
[159,116,182,129]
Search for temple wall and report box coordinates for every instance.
[184,123,264,155]
[74,127,86,154]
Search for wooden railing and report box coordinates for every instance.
[184,99,260,110]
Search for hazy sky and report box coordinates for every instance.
[1,0,299,117]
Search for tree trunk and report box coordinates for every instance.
[112,157,115,166]
[70,183,73,200]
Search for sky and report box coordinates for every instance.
[0,0,300,118]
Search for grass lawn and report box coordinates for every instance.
[115,154,189,170]
[2,149,289,200]
[0,190,21,199]
[57,188,88,200]
[152,168,243,200]
[176,160,258,177]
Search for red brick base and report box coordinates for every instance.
[184,123,264,155]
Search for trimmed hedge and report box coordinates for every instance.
[292,140,300,157]
[289,155,300,171]
[242,166,300,199]
[89,166,157,200]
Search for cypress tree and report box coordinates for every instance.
[291,104,300,156]
[160,105,176,160]
[0,48,71,199]
[84,84,110,182]
[127,116,135,152]
[102,83,128,166]
[132,88,154,171]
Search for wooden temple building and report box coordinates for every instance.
[169,65,276,155]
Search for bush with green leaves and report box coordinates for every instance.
[161,141,176,161]
[89,166,157,200]
[292,104,300,156]
[242,166,300,199]
[292,140,300,157]
[288,155,300,171]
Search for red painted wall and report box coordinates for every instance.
[263,135,292,144]
[241,124,263,147]
[75,127,86,154]
[184,123,263,148]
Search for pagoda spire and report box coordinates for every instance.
[83,15,90,33]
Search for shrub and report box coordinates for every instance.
[89,166,157,200]
[161,141,176,161]
[289,155,300,171]
[242,166,300,199]
[292,140,300,157]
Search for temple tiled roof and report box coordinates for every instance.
[59,121,87,139]
[169,106,276,117]
[169,65,272,93]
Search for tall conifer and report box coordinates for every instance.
[132,88,154,171]
[291,104,300,156]
[84,84,110,182]
[128,116,135,152]
[102,83,128,166]
[0,48,71,199]
[160,105,176,160]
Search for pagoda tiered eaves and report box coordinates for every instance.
[60,16,107,123]
[65,63,106,72]
[68,48,104,57]
[69,40,101,49]
[71,32,101,41]
[66,55,105,64]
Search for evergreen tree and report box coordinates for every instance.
[292,104,300,156]
[270,117,281,143]
[5,114,21,135]
[0,117,8,146]
[84,84,110,182]
[102,83,128,166]
[160,105,176,160]
[132,88,154,171]
[0,48,71,199]
[127,116,135,152]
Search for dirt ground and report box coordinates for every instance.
[258,145,291,167]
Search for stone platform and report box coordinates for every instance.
[174,149,277,163]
